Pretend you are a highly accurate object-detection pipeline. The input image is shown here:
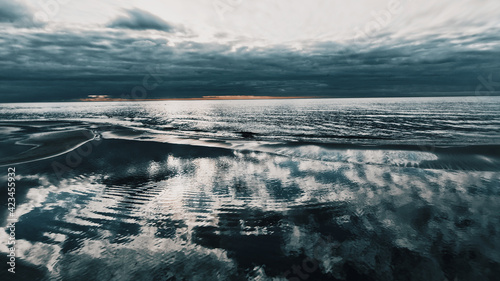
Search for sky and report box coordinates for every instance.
[1,0,500,102]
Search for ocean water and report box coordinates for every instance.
[1,96,500,146]
[0,97,499,280]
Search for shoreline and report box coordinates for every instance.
[1,95,499,104]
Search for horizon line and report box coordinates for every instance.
[1,93,499,104]
[79,95,321,102]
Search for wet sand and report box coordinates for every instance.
[0,129,95,166]
[1,138,499,280]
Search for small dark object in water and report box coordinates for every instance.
[240,131,256,138]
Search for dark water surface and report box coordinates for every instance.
[0,97,499,280]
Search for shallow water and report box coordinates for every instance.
[0,97,499,280]
[1,96,500,146]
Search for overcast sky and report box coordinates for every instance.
[1,0,500,102]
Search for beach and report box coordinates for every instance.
[0,97,499,280]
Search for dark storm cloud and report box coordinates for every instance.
[0,0,29,22]
[107,9,179,32]
[0,0,44,27]
[1,26,500,102]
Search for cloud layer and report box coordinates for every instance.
[1,0,500,102]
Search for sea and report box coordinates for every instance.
[0,96,499,280]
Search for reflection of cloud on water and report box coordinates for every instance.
[2,139,500,280]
